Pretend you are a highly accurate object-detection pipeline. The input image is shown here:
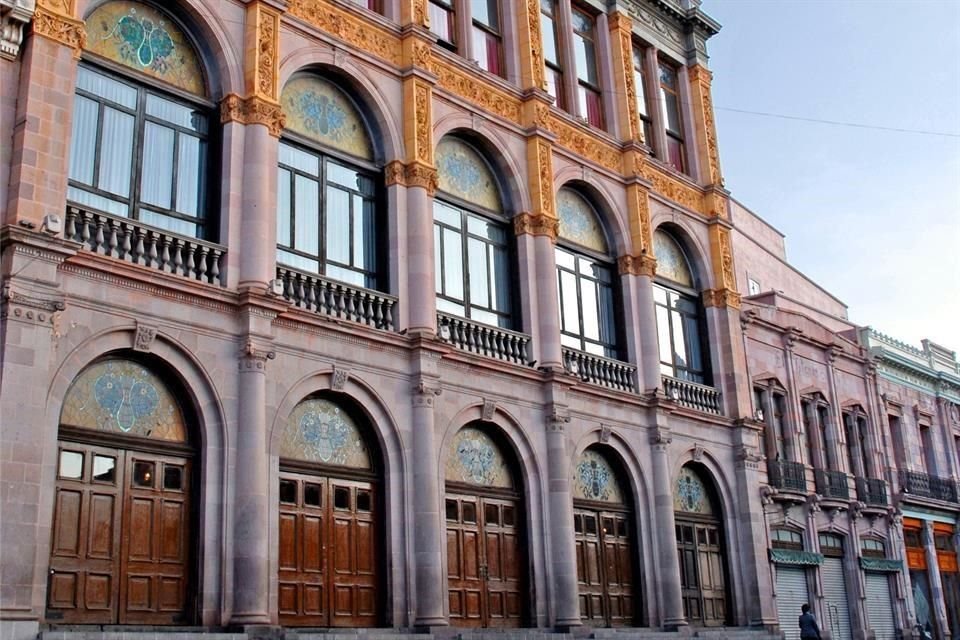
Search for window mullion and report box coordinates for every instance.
[130,88,148,221]
[289,167,297,251]
[461,211,471,316]
[170,128,181,217]
[319,157,327,274]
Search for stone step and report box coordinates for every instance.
[40,633,246,640]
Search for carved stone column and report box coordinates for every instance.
[922,521,950,640]
[650,427,686,629]
[544,407,580,628]
[411,378,446,627]
[823,346,845,472]
[229,336,275,626]
[782,329,807,464]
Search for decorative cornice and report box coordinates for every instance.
[618,254,657,277]
[31,2,84,56]
[220,93,285,137]
[1,0,36,60]
[0,284,64,325]
[513,212,558,240]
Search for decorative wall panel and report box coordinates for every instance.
[84,1,204,95]
[573,448,626,503]
[281,75,373,160]
[436,137,501,211]
[279,398,371,468]
[557,188,607,253]
[445,426,513,488]
[60,359,187,442]
[674,466,715,515]
[653,230,693,287]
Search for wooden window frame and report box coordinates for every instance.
[429,0,457,50]
[68,60,215,240]
[632,42,654,145]
[771,527,804,551]
[276,136,382,290]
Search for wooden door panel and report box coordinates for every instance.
[159,501,185,561]
[87,493,117,559]
[301,515,322,573]
[53,490,83,557]
[279,513,298,571]
[84,573,113,610]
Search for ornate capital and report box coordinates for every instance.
[404,162,439,195]
[649,428,671,447]
[238,339,276,371]
[513,212,559,240]
[412,379,442,407]
[31,3,84,56]
[547,407,570,433]
[702,288,741,309]
[220,93,285,137]
[618,254,656,277]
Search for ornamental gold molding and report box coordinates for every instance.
[384,160,405,187]
[609,12,642,144]
[513,212,559,240]
[36,0,73,15]
[617,254,656,277]
[688,64,723,186]
[429,57,522,122]
[32,3,84,56]
[702,288,741,309]
[707,223,737,296]
[287,0,402,66]
[403,77,434,165]
[626,183,653,256]
[517,0,546,90]
[404,161,439,195]
[526,136,555,220]
[634,157,701,211]
[403,34,432,69]
[245,2,280,101]
[220,93,285,137]
[549,114,621,172]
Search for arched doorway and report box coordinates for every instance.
[47,357,197,624]
[445,425,527,628]
[674,464,729,626]
[276,396,382,627]
[572,447,639,627]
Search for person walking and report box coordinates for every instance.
[799,603,821,640]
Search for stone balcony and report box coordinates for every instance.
[815,469,850,501]
[900,470,960,504]
[437,312,532,366]
[661,375,722,415]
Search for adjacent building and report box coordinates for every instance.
[0,1,956,639]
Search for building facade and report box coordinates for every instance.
[0,1,957,639]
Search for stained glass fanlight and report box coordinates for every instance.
[674,465,716,515]
[557,188,607,254]
[281,75,373,160]
[279,397,371,468]
[445,426,513,488]
[84,1,206,96]
[60,359,187,442]
[654,229,693,287]
[572,448,626,503]
[435,137,501,212]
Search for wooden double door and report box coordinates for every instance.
[278,470,379,627]
[446,491,524,627]
[676,520,728,626]
[574,506,637,626]
[47,440,193,624]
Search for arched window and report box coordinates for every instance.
[556,188,619,358]
[653,229,708,383]
[433,137,514,328]
[276,74,381,290]
[69,1,212,239]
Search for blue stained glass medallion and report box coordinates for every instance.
[653,229,693,287]
[573,448,625,503]
[557,188,607,253]
[280,398,371,468]
[60,359,187,441]
[282,75,373,160]
[436,137,501,211]
[674,466,714,514]
[85,1,205,95]
[446,427,512,488]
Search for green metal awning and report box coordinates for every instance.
[769,548,824,566]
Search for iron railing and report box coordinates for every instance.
[65,206,225,286]
[855,477,888,506]
[768,460,807,492]
[901,470,960,503]
[276,265,397,331]
[437,313,532,366]
[815,469,850,500]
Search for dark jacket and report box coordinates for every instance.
[799,611,821,639]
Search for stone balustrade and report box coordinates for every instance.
[437,312,532,366]
[562,348,637,393]
[276,266,397,331]
[65,206,225,286]
[661,375,722,414]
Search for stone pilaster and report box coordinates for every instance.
[922,521,950,640]
[607,11,641,144]
[411,376,446,626]
[782,329,807,465]
[650,427,686,629]
[515,0,546,92]
[544,407,580,628]
[824,346,844,471]
[686,65,723,187]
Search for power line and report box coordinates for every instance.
[712,105,960,138]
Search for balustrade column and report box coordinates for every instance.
[411,379,446,626]
[650,430,686,629]
[230,341,275,625]
[545,410,580,628]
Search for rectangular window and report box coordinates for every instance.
[632,44,653,143]
[471,0,503,77]
[658,60,686,173]
[772,392,788,460]
[556,247,616,358]
[347,0,382,12]
[920,424,936,474]
[572,6,603,128]
[748,278,761,296]
[429,0,456,49]
[540,0,566,110]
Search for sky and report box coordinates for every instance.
[704,0,960,351]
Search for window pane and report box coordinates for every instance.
[429,1,455,44]
[326,186,351,264]
[77,67,137,109]
[663,93,683,134]
[163,465,183,490]
[279,143,319,176]
[294,175,320,256]
[598,282,615,347]
[68,185,128,217]
[133,461,155,487]
[277,167,291,245]
[555,247,575,269]
[59,451,83,479]
[671,310,687,368]
[581,87,603,128]
[581,277,599,340]
[437,297,465,316]
[656,305,672,367]
[541,15,558,65]
[491,244,510,312]
[682,314,703,373]
[140,122,174,207]
[560,270,580,335]
[434,201,461,228]
[327,161,361,190]
[175,134,202,216]
[99,108,135,198]
[434,224,443,293]
[93,455,116,483]
[471,0,498,29]
[443,227,464,300]
[353,194,374,271]
[69,95,98,185]
[634,70,649,118]
[666,137,685,172]
[277,248,319,273]
[574,35,598,85]
[468,237,489,308]
[146,94,207,133]
[326,264,365,287]
[138,209,196,236]
[473,28,502,76]
[471,308,499,327]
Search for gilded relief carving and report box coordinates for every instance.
[288,0,402,65]
[32,3,85,54]
[513,212,559,240]
[255,5,279,100]
[414,81,432,164]
[524,0,545,90]
[690,65,722,186]
[220,93,286,137]
[548,115,620,172]
[405,162,439,195]
[430,59,522,122]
